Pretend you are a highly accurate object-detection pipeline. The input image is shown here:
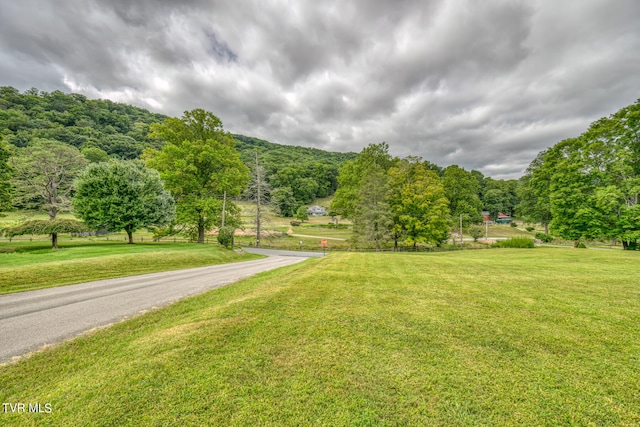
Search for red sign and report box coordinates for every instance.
[321,240,327,246]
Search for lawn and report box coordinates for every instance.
[1,248,639,425]
[0,240,262,294]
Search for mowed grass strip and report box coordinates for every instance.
[1,249,640,425]
[0,241,262,294]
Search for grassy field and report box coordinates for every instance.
[0,241,262,294]
[1,248,639,425]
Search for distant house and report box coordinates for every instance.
[307,206,327,216]
[495,212,512,224]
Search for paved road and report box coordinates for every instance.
[0,255,308,363]
[242,247,327,257]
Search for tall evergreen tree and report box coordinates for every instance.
[351,164,393,251]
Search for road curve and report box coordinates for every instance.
[0,255,308,363]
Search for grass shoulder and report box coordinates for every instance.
[0,241,263,295]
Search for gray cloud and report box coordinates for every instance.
[1,0,639,179]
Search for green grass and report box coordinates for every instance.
[291,224,352,239]
[0,240,262,294]
[1,248,639,425]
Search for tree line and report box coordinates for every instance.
[517,99,640,249]
[0,87,354,211]
[0,109,247,247]
[330,143,518,250]
[4,87,635,251]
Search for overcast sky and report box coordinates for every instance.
[1,0,638,178]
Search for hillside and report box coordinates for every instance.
[0,86,355,203]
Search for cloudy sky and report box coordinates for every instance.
[1,0,638,178]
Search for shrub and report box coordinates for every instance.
[493,237,535,248]
[217,226,235,249]
[326,223,349,229]
[510,221,518,228]
[525,226,535,232]
[468,226,484,242]
[290,220,301,226]
[577,242,587,249]
[295,206,309,222]
[535,232,554,243]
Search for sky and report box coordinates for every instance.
[1,1,638,179]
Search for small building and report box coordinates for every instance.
[495,212,512,224]
[307,206,327,216]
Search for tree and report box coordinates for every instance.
[483,178,519,218]
[442,165,483,227]
[11,139,87,219]
[144,109,249,243]
[389,157,451,248]
[271,187,299,217]
[245,153,271,246]
[0,138,13,212]
[351,164,393,250]
[73,160,175,244]
[331,142,394,219]
[526,99,640,249]
[295,205,309,222]
[217,225,235,249]
[81,147,110,163]
[469,226,484,242]
[11,139,87,248]
[3,219,87,249]
[483,188,507,220]
[517,150,553,233]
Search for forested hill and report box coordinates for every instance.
[0,86,167,159]
[0,86,356,202]
[233,134,356,201]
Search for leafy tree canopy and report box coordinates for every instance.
[2,219,87,249]
[442,164,483,227]
[525,99,640,248]
[332,142,395,219]
[73,160,175,244]
[144,109,248,243]
[389,157,451,247]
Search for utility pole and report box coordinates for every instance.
[485,218,488,239]
[221,190,227,228]
[255,152,261,247]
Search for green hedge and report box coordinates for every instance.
[493,237,535,248]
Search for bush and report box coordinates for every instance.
[535,232,554,243]
[290,220,301,227]
[468,226,484,242]
[525,226,535,232]
[510,221,518,228]
[577,242,587,249]
[493,237,535,248]
[295,206,309,222]
[217,226,235,249]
